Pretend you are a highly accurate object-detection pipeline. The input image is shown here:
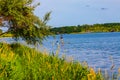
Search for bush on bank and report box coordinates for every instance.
[0,42,103,80]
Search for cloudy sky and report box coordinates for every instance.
[34,0,120,27]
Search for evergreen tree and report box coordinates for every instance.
[0,0,51,44]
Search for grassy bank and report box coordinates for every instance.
[0,42,103,80]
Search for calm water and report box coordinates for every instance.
[43,32,120,72]
[0,32,120,73]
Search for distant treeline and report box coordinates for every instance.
[50,23,120,34]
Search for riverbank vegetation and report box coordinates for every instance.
[0,42,103,80]
[50,23,120,34]
[0,0,120,80]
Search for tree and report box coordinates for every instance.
[0,0,51,44]
[0,29,2,34]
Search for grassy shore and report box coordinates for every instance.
[0,42,105,80]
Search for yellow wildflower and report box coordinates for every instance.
[87,68,96,80]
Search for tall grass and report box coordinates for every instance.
[0,42,103,80]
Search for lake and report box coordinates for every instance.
[0,32,120,73]
[42,32,120,73]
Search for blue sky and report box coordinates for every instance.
[34,0,120,27]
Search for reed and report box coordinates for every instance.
[0,42,103,80]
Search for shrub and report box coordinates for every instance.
[0,42,103,80]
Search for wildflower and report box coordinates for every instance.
[48,64,51,69]
[55,64,58,68]
[118,67,120,76]
[52,76,54,80]
[87,68,96,80]
[61,68,63,72]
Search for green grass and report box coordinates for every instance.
[0,42,103,80]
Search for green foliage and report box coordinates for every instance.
[51,23,120,34]
[0,29,2,34]
[50,26,81,34]
[0,42,103,80]
[0,0,51,44]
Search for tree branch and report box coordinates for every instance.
[0,31,10,37]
